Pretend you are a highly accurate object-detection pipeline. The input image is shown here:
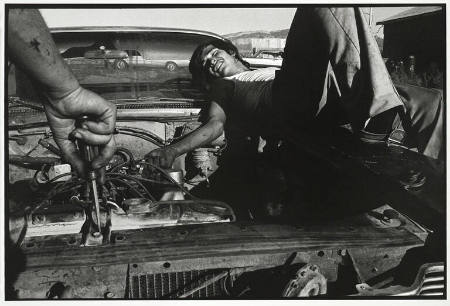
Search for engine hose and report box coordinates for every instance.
[133,176,175,186]
[38,139,62,157]
[49,183,84,199]
[108,161,130,173]
[28,179,82,215]
[45,178,83,200]
[115,126,164,146]
[9,155,60,166]
[116,130,164,147]
[45,172,78,184]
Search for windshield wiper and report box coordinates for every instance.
[110,96,206,104]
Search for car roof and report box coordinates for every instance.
[50,26,224,40]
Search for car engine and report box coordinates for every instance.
[8,86,238,243]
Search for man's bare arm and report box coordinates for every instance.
[7,9,117,175]
[8,9,79,99]
[146,101,226,168]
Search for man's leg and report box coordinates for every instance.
[395,84,444,159]
[273,7,403,138]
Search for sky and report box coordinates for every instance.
[40,6,415,36]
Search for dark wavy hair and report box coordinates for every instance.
[189,38,250,90]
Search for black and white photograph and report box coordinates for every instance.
[2,2,446,300]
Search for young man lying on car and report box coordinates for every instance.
[146,7,443,170]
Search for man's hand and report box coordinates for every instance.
[145,147,179,169]
[145,101,226,170]
[8,9,117,177]
[44,86,117,177]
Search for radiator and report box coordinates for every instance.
[128,269,227,299]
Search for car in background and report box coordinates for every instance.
[119,49,180,71]
[83,48,129,70]
[244,48,284,68]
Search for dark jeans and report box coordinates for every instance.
[273,7,443,159]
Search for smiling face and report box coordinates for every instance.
[200,44,247,78]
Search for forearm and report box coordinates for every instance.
[167,119,224,156]
[7,9,80,99]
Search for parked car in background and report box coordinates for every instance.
[118,48,179,71]
[244,49,284,68]
[83,48,129,70]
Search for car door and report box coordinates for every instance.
[125,49,147,66]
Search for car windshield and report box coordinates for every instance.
[47,30,220,100]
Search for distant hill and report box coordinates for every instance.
[224,29,290,40]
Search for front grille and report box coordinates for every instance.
[354,262,445,297]
[413,263,445,296]
[128,269,227,299]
